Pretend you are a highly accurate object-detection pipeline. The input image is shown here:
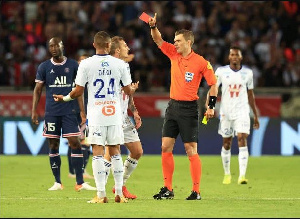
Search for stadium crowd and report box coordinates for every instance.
[0,1,299,91]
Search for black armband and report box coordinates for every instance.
[208,96,217,109]
[150,24,157,29]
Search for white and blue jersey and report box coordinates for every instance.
[35,57,80,116]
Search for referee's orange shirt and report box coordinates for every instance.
[159,41,216,101]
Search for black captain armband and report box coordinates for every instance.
[208,96,217,109]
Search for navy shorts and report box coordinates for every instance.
[162,99,199,143]
[43,114,81,138]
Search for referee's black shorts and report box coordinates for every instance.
[162,99,199,143]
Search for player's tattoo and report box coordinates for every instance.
[128,95,137,113]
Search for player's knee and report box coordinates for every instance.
[132,148,143,160]
[223,142,231,150]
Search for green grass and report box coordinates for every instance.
[0,155,300,218]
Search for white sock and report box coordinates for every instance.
[221,147,231,175]
[111,154,124,197]
[103,159,111,185]
[238,146,249,177]
[123,156,138,185]
[92,156,106,198]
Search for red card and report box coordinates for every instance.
[139,12,152,24]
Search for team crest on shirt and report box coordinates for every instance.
[185,72,194,82]
[64,68,70,73]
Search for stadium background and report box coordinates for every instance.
[0,1,299,156]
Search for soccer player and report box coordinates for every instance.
[67,53,93,180]
[148,13,218,200]
[207,45,260,185]
[31,37,96,191]
[103,36,143,199]
[53,31,139,203]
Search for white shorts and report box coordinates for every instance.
[123,116,140,144]
[218,115,250,138]
[87,125,124,146]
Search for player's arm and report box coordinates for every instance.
[123,81,139,96]
[149,13,164,47]
[31,82,44,125]
[205,84,218,119]
[77,93,86,126]
[128,95,142,129]
[248,89,260,129]
[53,85,85,102]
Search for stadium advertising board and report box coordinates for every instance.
[0,117,299,156]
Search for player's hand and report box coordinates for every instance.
[149,13,157,27]
[31,111,39,125]
[131,81,139,91]
[253,116,260,129]
[126,54,135,62]
[53,94,64,102]
[205,108,215,119]
[80,111,87,126]
[133,112,142,129]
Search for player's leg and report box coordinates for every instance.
[237,133,249,184]
[218,116,234,184]
[235,117,250,184]
[63,114,96,191]
[88,144,108,203]
[87,125,108,203]
[119,121,143,199]
[43,116,63,190]
[104,145,112,184]
[67,145,76,178]
[107,125,128,203]
[47,138,63,190]
[221,137,233,184]
[81,144,93,179]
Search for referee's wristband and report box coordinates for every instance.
[63,94,74,102]
[150,24,157,29]
[208,96,217,109]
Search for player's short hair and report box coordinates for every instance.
[175,29,194,46]
[110,36,124,55]
[230,45,242,54]
[94,31,111,49]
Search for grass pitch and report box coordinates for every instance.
[0,155,299,218]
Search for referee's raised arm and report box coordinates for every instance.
[149,13,163,47]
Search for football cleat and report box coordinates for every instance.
[223,174,232,185]
[186,191,201,200]
[112,186,137,199]
[115,195,128,203]
[238,176,248,184]
[75,182,97,191]
[48,182,63,191]
[153,186,174,200]
[87,196,108,203]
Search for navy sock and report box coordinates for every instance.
[67,146,75,174]
[81,145,90,169]
[71,148,84,185]
[49,149,61,184]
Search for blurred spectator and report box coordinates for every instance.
[1,1,299,90]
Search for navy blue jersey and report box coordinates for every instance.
[35,57,80,116]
